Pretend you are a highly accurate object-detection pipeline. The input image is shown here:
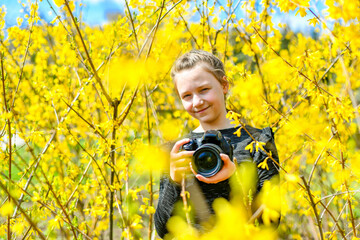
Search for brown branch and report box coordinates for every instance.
[138,0,184,57]
[12,45,118,217]
[66,127,111,189]
[181,175,191,225]
[340,153,357,237]
[252,26,337,100]
[301,176,324,240]
[317,199,346,239]
[64,0,113,105]
[231,115,286,173]
[307,8,351,52]
[10,0,36,110]
[124,0,140,52]
[61,98,108,142]
[40,167,78,239]
[46,0,93,74]
[178,13,201,49]
[317,50,345,84]
[269,49,347,131]
[1,43,12,240]
[307,134,335,185]
[2,170,92,239]
[325,98,357,238]
[117,85,140,128]
[146,0,165,58]
[109,98,120,240]
[0,180,46,240]
[316,190,360,204]
[144,86,154,238]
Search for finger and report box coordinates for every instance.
[189,162,211,183]
[220,153,231,164]
[173,166,191,173]
[195,174,208,183]
[170,151,194,163]
[171,138,191,153]
[170,157,191,167]
[195,158,236,184]
[176,150,195,159]
[194,173,222,184]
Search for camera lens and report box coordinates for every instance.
[196,151,218,171]
[193,144,223,178]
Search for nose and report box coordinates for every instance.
[192,94,204,108]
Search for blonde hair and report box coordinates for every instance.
[170,49,227,86]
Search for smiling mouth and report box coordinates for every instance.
[195,106,210,113]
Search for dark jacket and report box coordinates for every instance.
[154,126,279,238]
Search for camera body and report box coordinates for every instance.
[181,130,233,178]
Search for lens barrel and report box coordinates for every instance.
[193,144,223,178]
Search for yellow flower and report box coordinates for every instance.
[245,141,255,153]
[54,0,64,7]
[258,158,269,170]
[308,17,318,27]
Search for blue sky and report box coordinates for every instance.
[2,0,124,27]
[1,0,326,34]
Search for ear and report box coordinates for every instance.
[222,76,229,94]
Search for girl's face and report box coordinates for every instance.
[175,64,228,129]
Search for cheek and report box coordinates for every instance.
[205,91,220,103]
[181,100,193,112]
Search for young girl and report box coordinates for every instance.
[154,50,279,238]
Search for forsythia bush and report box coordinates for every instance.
[0,0,359,239]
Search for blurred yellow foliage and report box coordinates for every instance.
[0,0,359,239]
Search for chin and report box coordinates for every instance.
[199,116,217,125]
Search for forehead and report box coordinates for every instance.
[175,64,220,92]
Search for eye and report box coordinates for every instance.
[200,88,209,92]
[182,94,191,99]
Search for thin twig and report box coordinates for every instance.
[64,153,93,207]
[0,181,46,240]
[307,134,334,185]
[10,0,36,110]
[124,0,140,52]
[144,86,154,239]
[317,50,345,84]
[1,43,12,240]
[138,0,184,57]
[61,98,108,142]
[301,176,324,240]
[180,175,191,225]
[307,8,351,52]
[40,167,78,239]
[316,190,360,204]
[252,26,337,100]
[178,13,200,49]
[64,0,113,105]
[13,44,119,217]
[109,99,120,240]
[66,127,111,191]
[2,171,92,239]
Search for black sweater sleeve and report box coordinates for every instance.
[154,175,181,238]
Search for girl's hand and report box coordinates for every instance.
[190,154,236,184]
[170,139,195,184]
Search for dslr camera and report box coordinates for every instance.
[181,130,233,178]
